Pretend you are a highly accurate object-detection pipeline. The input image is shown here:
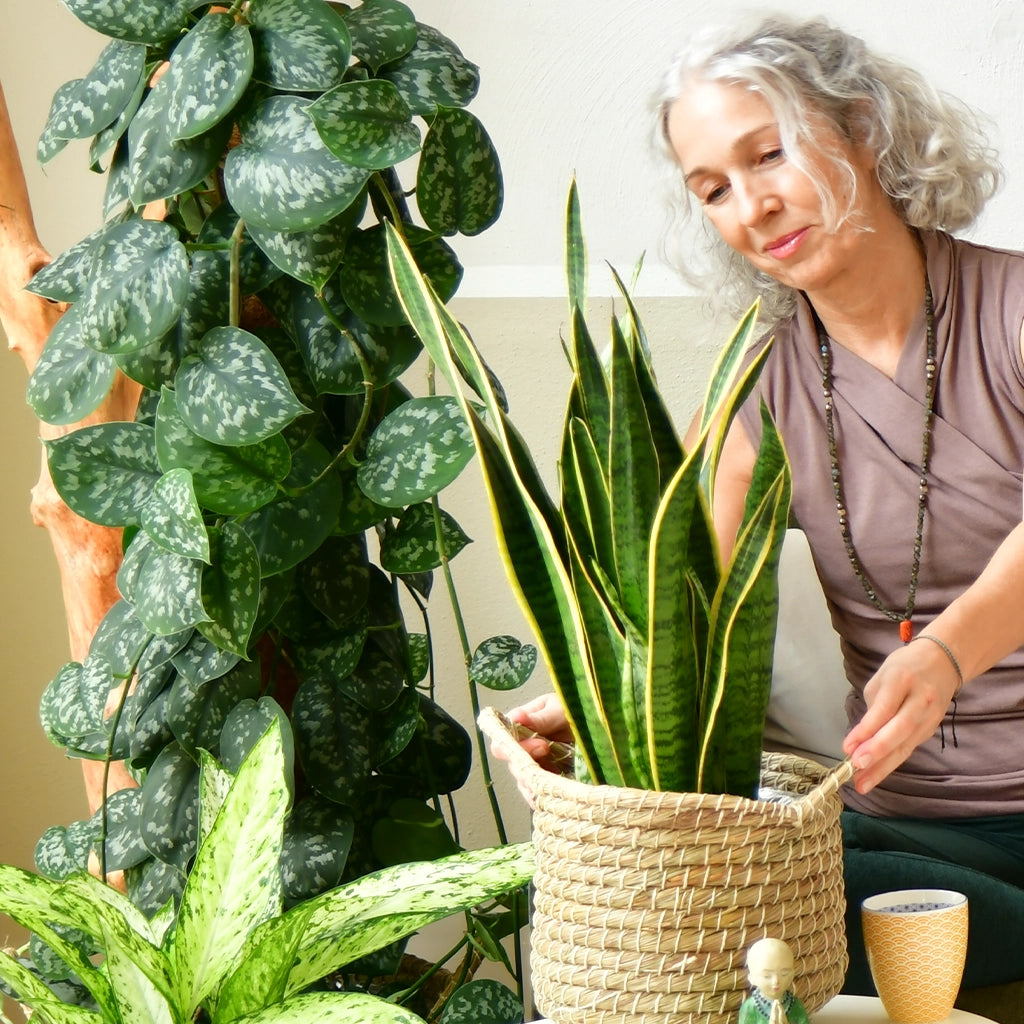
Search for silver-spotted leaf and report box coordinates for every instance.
[155,386,292,515]
[39,659,112,749]
[357,395,475,507]
[92,788,149,873]
[249,0,351,91]
[224,94,370,232]
[308,79,420,170]
[438,979,524,1024]
[45,421,160,527]
[87,600,153,679]
[167,658,261,759]
[218,696,294,777]
[171,631,241,687]
[141,468,210,561]
[280,796,353,904]
[380,23,479,116]
[60,0,190,44]
[26,225,107,302]
[35,820,99,881]
[175,326,310,446]
[380,502,470,573]
[345,0,417,73]
[198,522,261,657]
[139,742,199,870]
[26,302,118,426]
[118,532,208,636]
[418,106,503,237]
[468,636,538,691]
[165,13,254,141]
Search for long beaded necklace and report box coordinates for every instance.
[814,278,937,645]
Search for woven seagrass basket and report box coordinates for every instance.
[480,707,854,1024]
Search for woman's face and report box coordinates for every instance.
[665,78,880,296]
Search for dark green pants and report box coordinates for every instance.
[841,810,1024,993]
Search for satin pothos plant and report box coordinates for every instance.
[388,182,792,799]
[20,0,534,1013]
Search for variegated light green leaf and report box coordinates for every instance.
[468,636,537,692]
[39,40,146,146]
[155,387,292,516]
[141,468,210,561]
[380,502,470,573]
[172,725,288,1017]
[175,326,311,446]
[45,421,160,527]
[224,94,371,232]
[198,522,261,657]
[78,220,190,355]
[357,395,475,507]
[418,106,502,237]
[380,23,479,116]
[99,917,177,1024]
[165,13,254,141]
[26,225,107,302]
[248,196,364,290]
[340,223,462,328]
[240,437,343,576]
[439,979,523,1024]
[197,749,235,849]
[118,531,208,635]
[308,80,421,170]
[249,0,351,91]
[0,950,101,1024]
[60,0,190,44]
[139,742,200,871]
[238,991,426,1024]
[345,0,417,73]
[127,76,233,208]
[26,302,118,425]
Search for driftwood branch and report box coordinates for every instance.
[0,80,139,815]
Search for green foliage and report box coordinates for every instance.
[0,725,534,1024]
[26,2,535,1017]
[387,183,792,798]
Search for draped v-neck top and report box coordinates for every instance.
[738,230,1024,817]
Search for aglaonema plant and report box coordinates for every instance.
[19,0,536,1014]
[386,182,792,799]
[0,723,535,1024]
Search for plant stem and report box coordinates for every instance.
[229,216,245,329]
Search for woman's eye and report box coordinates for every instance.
[761,147,784,164]
[704,184,729,205]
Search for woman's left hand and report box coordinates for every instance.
[842,636,961,794]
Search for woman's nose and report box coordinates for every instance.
[736,180,779,225]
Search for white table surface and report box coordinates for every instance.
[534,993,996,1022]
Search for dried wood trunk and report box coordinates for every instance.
[0,80,139,815]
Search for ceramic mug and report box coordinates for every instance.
[861,889,968,1024]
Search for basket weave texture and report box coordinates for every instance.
[480,707,854,1024]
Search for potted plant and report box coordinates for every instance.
[0,721,535,1024]
[2,0,536,1015]
[386,185,854,1024]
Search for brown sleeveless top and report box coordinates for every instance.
[738,231,1024,817]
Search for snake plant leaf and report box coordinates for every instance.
[167,658,261,760]
[164,12,254,141]
[155,387,292,517]
[380,23,479,116]
[171,725,289,1018]
[380,502,471,573]
[568,304,611,471]
[293,674,371,805]
[171,632,242,688]
[141,468,210,562]
[79,220,191,355]
[565,179,587,313]
[699,302,763,436]
[92,788,149,873]
[468,636,537,691]
[439,979,523,1024]
[308,79,421,170]
[35,820,98,881]
[418,106,502,237]
[340,223,463,327]
[39,659,112,750]
[299,534,370,628]
[175,326,311,446]
[37,40,146,157]
[25,226,107,302]
[224,94,371,232]
[248,0,351,91]
[561,417,615,583]
[198,523,262,657]
[118,531,208,636]
[60,0,190,44]
[357,395,475,507]
[26,302,118,425]
[345,0,418,72]
[139,742,200,871]
[249,195,365,291]
[239,436,343,576]
[45,421,161,527]
[281,796,354,905]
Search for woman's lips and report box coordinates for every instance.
[765,227,808,259]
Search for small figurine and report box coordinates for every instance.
[738,938,810,1024]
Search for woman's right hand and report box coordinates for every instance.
[492,692,573,807]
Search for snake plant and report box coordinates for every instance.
[386,183,792,799]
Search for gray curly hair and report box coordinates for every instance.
[653,14,1002,321]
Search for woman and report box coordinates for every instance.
[503,14,1024,998]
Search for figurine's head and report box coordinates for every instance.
[746,938,795,1002]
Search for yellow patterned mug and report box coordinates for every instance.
[861,889,968,1024]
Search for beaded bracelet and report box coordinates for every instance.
[917,633,964,696]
